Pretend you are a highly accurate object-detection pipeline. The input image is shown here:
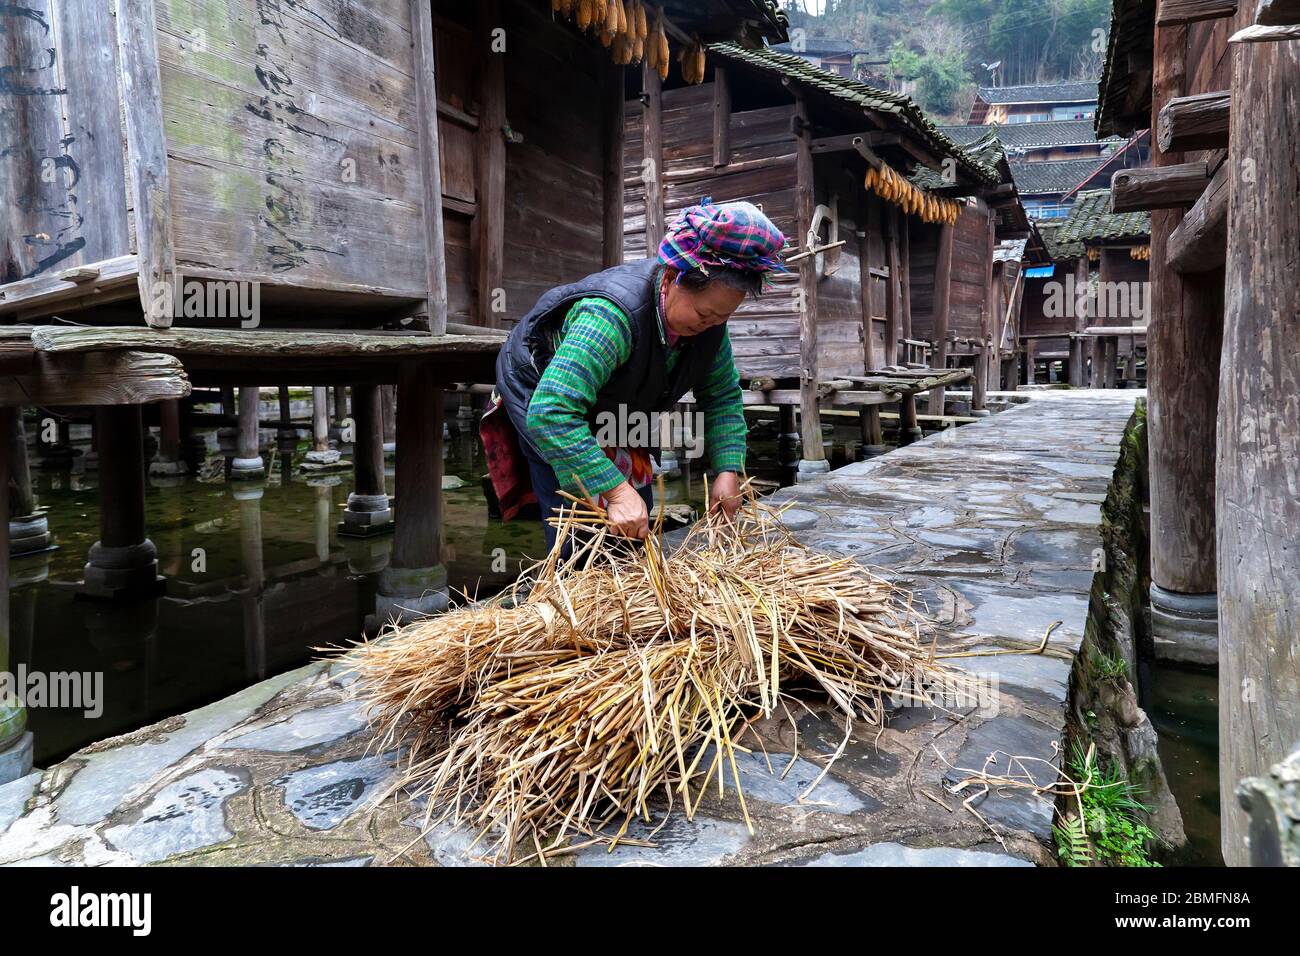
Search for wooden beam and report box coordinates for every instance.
[794,91,824,464]
[1157,90,1231,152]
[32,327,505,358]
[113,0,175,328]
[884,206,903,366]
[642,61,665,250]
[0,254,139,317]
[1230,23,1300,41]
[475,0,507,327]
[927,222,956,415]
[1112,162,1209,211]
[712,66,731,168]
[411,0,449,334]
[0,351,190,405]
[603,63,626,268]
[1156,0,1237,24]
[1168,160,1230,272]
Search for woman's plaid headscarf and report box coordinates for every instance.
[657,197,788,284]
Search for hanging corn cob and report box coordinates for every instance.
[863,161,962,226]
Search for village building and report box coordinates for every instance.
[966,79,1100,125]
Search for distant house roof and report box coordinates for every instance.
[1095,0,1156,137]
[709,43,999,185]
[976,81,1101,105]
[1051,189,1151,255]
[939,119,1121,151]
[1010,157,1109,195]
[994,238,1029,262]
[769,37,863,57]
[1036,221,1081,260]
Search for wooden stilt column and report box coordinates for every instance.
[1103,336,1119,388]
[1217,32,1299,867]
[793,90,827,482]
[898,393,921,445]
[302,387,343,472]
[231,386,264,479]
[1069,257,1089,384]
[8,412,51,556]
[378,361,447,624]
[1023,338,1036,386]
[859,405,885,459]
[927,222,956,414]
[972,338,990,414]
[80,405,163,600]
[1147,21,1223,669]
[380,384,397,457]
[884,207,903,366]
[339,384,392,537]
[217,385,237,454]
[148,399,187,478]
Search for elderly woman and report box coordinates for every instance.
[483,199,787,553]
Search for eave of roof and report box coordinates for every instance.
[976,81,1101,105]
[709,42,999,186]
[1095,0,1156,137]
[1054,188,1151,249]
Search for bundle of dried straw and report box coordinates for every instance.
[347,483,971,864]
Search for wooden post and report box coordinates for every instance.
[642,61,665,253]
[861,196,878,372]
[1103,336,1119,388]
[114,0,176,328]
[927,222,956,414]
[7,412,50,557]
[381,384,397,456]
[1217,32,1299,867]
[899,214,913,345]
[713,66,731,168]
[885,206,903,366]
[899,392,921,445]
[793,90,826,481]
[603,62,626,268]
[231,386,264,479]
[81,405,161,600]
[339,384,393,537]
[1147,21,1222,606]
[476,0,506,327]
[378,361,447,622]
[148,398,186,478]
[411,0,449,333]
[1023,338,1036,386]
[972,336,989,411]
[305,386,339,467]
[1070,257,1090,384]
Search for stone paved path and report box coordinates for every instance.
[0,391,1139,867]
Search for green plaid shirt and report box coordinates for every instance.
[525,295,747,496]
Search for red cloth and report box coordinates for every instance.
[480,398,538,522]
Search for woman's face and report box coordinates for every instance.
[662,271,746,338]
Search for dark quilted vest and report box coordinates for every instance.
[495,259,727,459]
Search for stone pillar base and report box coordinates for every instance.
[1150,585,1218,666]
[230,456,266,480]
[10,512,54,556]
[858,444,888,461]
[373,565,449,628]
[299,448,350,474]
[0,732,34,786]
[970,409,992,418]
[78,540,165,601]
[899,426,924,446]
[148,459,188,478]
[337,493,394,537]
[796,458,831,483]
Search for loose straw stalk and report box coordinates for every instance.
[347,483,972,864]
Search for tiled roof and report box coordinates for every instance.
[1055,189,1151,247]
[1036,221,1082,260]
[976,81,1100,105]
[770,38,862,56]
[938,119,1121,150]
[1095,0,1156,137]
[1010,158,1107,195]
[994,238,1029,262]
[710,43,1000,185]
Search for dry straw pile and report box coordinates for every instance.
[348,486,971,864]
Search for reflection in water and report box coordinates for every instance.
[11,415,875,766]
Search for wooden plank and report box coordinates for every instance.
[1230,23,1300,41]
[0,255,140,317]
[1156,0,1237,24]
[712,67,731,168]
[115,0,177,328]
[0,350,190,405]
[1169,160,1230,273]
[412,0,449,333]
[1157,90,1231,152]
[31,326,506,357]
[475,0,506,328]
[1112,162,1210,211]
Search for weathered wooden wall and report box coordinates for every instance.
[0,0,131,283]
[908,202,991,343]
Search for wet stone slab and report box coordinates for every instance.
[0,391,1138,867]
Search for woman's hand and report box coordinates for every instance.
[604,481,649,540]
[710,471,743,522]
